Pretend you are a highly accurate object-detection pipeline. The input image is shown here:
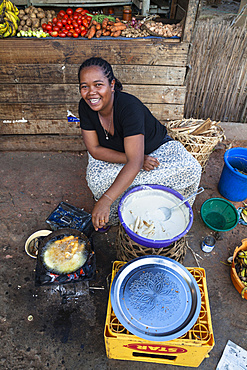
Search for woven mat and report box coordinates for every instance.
[116,224,187,263]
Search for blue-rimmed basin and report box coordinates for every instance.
[118,184,193,248]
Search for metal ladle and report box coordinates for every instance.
[159,187,204,221]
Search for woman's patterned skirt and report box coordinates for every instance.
[86,141,202,225]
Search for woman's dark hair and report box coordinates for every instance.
[78,57,123,91]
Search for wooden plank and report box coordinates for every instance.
[0,64,186,85]
[0,83,186,119]
[0,102,184,123]
[0,85,185,118]
[147,103,184,120]
[0,83,186,104]
[0,134,86,152]
[125,85,186,104]
[0,103,75,120]
[0,39,189,67]
[183,0,200,43]
[0,103,184,134]
[0,120,80,135]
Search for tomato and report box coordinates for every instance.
[63,29,68,34]
[59,31,66,37]
[65,24,70,30]
[73,13,78,20]
[82,19,89,27]
[75,7,84,12]
[41,23,47,30]
[74,27,81,34]
[56,21,63,28]
[77,19,82,25]
[73,32,79,38]
[80,30,87,37]
[46,24,52,32]
[67,31,73,37]
[52,17,57,24]
[53,26,60,32]
[58,10,66,17]
[80,25,86,31]
[72,21,78,28]
[81,9,89,15]
[50,31,58,37]
[61,18,67,26]
[67,19,72,25]
[63,14,68,20]
[86,16,92,22]
[77,14,82,19]
[48,21,52,26]
[66,8,73,16]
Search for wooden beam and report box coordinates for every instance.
[0,102,184,135]
[0,39,189,67]
[0,83,186,105]
[183,0,200,43]
[0,64,186,85]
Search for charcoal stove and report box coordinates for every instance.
[33,202,97,303]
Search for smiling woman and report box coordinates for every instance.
[78,57,202,231]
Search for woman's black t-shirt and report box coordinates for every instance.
[79,91,169,155]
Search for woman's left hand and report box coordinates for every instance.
[143,155,159,171]
[92,195,112,231]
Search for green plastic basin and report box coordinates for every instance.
[200,198,239,232]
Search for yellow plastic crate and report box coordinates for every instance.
[104,261,215,367]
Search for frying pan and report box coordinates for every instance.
[37,228,92,275]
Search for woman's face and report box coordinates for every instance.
[79,66,115,113]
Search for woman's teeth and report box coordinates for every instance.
[90,98,100,104]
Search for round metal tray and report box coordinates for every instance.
[110,256,201,341]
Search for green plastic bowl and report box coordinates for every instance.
[200,198,239,232]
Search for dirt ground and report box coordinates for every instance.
[1,136,247,370]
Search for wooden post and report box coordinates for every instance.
[182,0,200,43]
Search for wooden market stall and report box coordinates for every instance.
[0,0,200,151]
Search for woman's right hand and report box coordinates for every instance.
[92,194,112,231]
[143,155,159,171]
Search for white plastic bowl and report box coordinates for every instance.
[25,230,52,258]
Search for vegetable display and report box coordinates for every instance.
[121,17,150,38]
[85,17,127,38]
[0,0,19,38]
[17,6,55,33]
[41,7,92,38]
[143,20,183,37]
[2,4,184,39]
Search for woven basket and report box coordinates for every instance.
[116,223,187,263]
[166,118,225,171]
